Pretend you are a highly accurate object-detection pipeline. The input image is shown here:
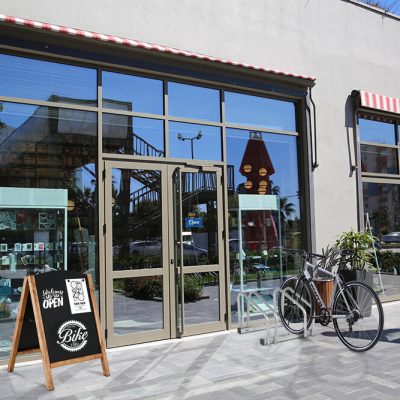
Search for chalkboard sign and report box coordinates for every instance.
[7,272,109,391]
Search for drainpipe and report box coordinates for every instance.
[309,87,319,170]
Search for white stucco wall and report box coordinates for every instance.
[1,0,400,250]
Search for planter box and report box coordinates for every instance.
[315,279,335,310]
[340,270,373,287]
[340,270,373,317]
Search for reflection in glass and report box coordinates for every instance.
[363,182,400,237]
[226,128,302,322]
[103,115,164,156]
[0,54,97,106]
[169,122,221,160]
[359,118,396,145]
[168,82,220,122]
[113,277,163,335]
[0,102,98,358]
[174,171,219,266]
[363,182,400,298]
[177,273,220,325]
[112,168,162,270]
[225,92,296,132]
[361,144,398,174]
[102,71,163,114]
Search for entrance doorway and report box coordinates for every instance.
[104,161,226,347]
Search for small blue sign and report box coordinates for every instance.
[184,217,204,228]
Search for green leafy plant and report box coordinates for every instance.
[179,276,204,302]
[335,230,376,270]
[125,277,163,300]
[374,250,400,274]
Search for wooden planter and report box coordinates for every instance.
[314,279,335,313]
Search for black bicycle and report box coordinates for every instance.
[278,249,384,352]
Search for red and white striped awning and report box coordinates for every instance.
[0,14,315,83]
[359,91,400,115]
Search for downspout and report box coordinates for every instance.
[309,87,319,170]
[351,90,364,231]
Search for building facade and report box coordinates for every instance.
[0,0,399,361]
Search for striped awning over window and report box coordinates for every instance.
[0,14,315,83]
[359,90,400,115]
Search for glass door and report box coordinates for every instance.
[105,161,170,347]
[170,166,226,337]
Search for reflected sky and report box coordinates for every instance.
[359,118,396,145]
[225,92,296,132]
[0,53,97,105]
[168,82,220,122]
[103,71,163,114]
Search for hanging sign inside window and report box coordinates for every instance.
[184,217,204,228]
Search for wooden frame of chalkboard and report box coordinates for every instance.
[7,272,110,391]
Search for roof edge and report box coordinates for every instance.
[0,13,316,84]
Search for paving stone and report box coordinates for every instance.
[0,302,399,399]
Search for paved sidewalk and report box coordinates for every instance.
[1,302,400,400]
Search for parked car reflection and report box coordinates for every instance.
[382,232,400,243]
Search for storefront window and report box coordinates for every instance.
[360,116,400,299]
[169,122,221,160]
[102,71,163,114]
[0,101,98,357]
[226,126,302,322]
[103,115,164,156]
[363,182,400,297]
[225,92,297,132]
[0,53,97,106]
[168,82,220,122]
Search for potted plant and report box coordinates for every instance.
[335,230,375,287]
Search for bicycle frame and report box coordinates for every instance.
[297,261,352,320]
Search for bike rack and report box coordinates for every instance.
[237,289,278,346]
[236,287,314,346]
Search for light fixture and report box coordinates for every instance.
[259,180,268,188]
[244,180,252,189]
[67,199,75,211]
[259,168,267,176]
[243,164,252,173]
[258,187,266,195]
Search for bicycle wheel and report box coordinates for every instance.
[333,282,384,352]
[278,276,314,335]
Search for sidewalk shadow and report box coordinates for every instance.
[320,328,400,344]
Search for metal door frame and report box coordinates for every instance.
[168,164,226,337]
[104,160,226,347]
[104,160,170,347]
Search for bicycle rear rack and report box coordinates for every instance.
[237,287,314,346]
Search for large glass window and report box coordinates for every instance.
[226,127,301,322]
[103,115,164,156]
[0,54,97,106]
[225,92,297,132]
[169,122,221,160]
[0,101,98,357]
[359,118,396,145]
[360,144,398,174]
[360,116,400,300]
[102,71,163,114]
[359,118,398,175]
[168,82,220,122]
